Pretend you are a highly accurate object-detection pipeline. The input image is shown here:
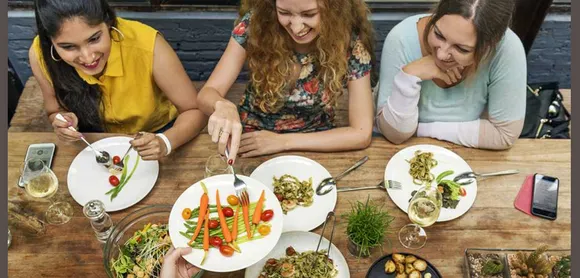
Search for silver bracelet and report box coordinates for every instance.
[155,133,172,156]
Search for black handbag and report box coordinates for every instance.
[520,82,571,139]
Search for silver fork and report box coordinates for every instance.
[336,180,402,192]
[112,132,144,172]
[224,147,249,206]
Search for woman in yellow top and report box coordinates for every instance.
[29,0,207,160]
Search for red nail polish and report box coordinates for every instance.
[228,159,233,165]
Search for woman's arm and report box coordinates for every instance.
[196,37,247,160]
[284,74,374,151]
[151,34,208,152]
[416,31,527,150]
[239,74,374,157]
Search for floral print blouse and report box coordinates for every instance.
[232,12,372,133]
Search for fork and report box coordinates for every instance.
[336,180,402,192]
[112,132,144,172]
[224,147,249,207]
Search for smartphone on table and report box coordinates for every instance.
[531,173,559,220]
[17,143,56,188]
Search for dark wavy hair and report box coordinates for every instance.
[424,0,514,73]
[34,0,117,131]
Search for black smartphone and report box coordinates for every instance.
[18,143,56,188]
[531,173,559,220]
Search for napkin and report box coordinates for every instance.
[514,174,534,216]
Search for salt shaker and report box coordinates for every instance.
[83,200,114,243]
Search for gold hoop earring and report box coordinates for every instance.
[50,45,61,62]
[110,26,125,42]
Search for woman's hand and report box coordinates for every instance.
[403,55,463,85]
[130,132,168,160]
[51,112,82,142]
[159,247,200,278]
[238,130,288,157]
[208,100,242,163]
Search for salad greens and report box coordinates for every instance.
[110,223,171,278]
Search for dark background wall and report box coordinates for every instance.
[8,11,571,88]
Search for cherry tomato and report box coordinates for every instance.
[109,175,120,186]
[182,208,192,220]
[219,245,234,257]
[112,156,121,165]
[227,195,239,206]
[208,219,219,229]
[223,207,234,218]
[258,225,271,236]
[459,187,467,197]
[261,209,274,222]
[209,236,223,248]
[275,193,284,202]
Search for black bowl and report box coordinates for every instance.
[365,252,442,278]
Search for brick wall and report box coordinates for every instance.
[8,11,571,88]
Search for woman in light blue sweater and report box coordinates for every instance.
[376,0,526,150]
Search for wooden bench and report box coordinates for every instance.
[9,77,571,134]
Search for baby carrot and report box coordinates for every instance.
[252,190,266,225]
[243,202,252,239]
[216,190,232,243]
[251,190,266,236]
[200,210,209,265]
[188,182,209,245]
[231,206,240,240]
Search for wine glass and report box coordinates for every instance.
[398,184,442,249]
[204,154,233,178]
[20,158,73,225]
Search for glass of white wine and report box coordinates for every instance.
[398,184,442,249]
[20,158,73,225]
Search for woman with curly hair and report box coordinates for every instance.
[376,0,526,150]
[197,0,376,161]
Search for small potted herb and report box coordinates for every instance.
[343,196,394,257]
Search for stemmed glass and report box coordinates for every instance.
[20,158,73,225]
[398,184,442,249]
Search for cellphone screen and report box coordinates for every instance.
[532,175,559,213]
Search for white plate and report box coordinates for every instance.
[244,231,350,278]
[67,136,159,212]
[168,174,284,273]
[384,144,477,222]
[250,155,337,232]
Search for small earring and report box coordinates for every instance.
[50,45,61,62]
[110,26,125,42]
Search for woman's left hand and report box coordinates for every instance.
[238,130,287,157]
[130,132,168,160]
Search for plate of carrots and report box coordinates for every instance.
[168,174,284,272]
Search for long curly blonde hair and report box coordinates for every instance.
[237,0,376,113]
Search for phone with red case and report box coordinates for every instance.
[514,175,534,216]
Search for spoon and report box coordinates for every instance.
[55,113,112,169]
[453,169,519,185]
[315,156,369,196]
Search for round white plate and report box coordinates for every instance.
[384,144,477,222]
[168,174,284,273]
[244,231,349,278]
[250,155,336,232]
[67,136,159,212]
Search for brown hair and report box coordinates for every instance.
[423,0,515,72]
[237,0,376,113]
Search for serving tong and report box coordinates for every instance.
[312,211,337,268]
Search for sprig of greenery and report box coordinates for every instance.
[343,196,394,257]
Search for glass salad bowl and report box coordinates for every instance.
[103,205,172,278]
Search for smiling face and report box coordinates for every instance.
[427,14,477,70]
[276,0,321,49]
[51,16,111,76]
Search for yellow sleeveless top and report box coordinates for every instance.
[32,17,178,133]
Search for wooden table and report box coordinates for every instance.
[7,133,571,277]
